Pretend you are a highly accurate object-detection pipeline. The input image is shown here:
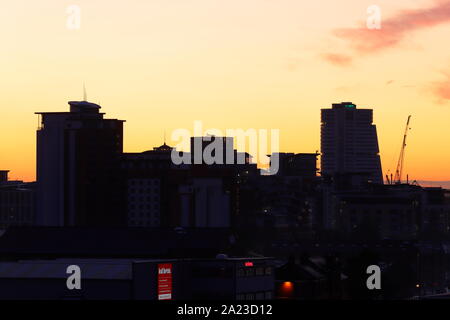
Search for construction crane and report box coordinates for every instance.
[393,115,412,184]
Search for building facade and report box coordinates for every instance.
[36,101,126,226]
[0,171,35,227]
[321,102,383,184]
[0,257,275,300]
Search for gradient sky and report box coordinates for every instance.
[2,0,450,182]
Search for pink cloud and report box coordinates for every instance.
[336,0,450,54]
[429,71,450,103]
[321,53,353,66]
[322,0,450,66]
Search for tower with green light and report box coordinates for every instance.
[320,102,383,184]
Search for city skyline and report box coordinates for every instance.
[3,97,450,187]
[3,0,450,304]
[4,96,450,186]
[2,0,450,182]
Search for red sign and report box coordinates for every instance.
[157,263,172,300]
[244,261,253,267]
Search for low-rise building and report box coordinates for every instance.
[0,257,275,300]
[0,171,36,227]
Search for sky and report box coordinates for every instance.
[1,0,450,182]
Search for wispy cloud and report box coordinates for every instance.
[321,53,353,66]
[429,70,450,103]
[322,0,450,65]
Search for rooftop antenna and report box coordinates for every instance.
[164,130,167,145]
[83,83,87,101]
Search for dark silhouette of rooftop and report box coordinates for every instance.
[0,227,233,259]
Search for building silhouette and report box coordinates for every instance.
[0,98,449,300]
[190,136,234,165]
[0,171,8,183]
[36,101,126,226]
[0,170,35,227]
[321,102,383,184]
[122,143,185,227]
[270,153,318,178]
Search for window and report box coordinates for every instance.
[256,267,264,276]
[245,293,255,300]
[265,267,272,275]
[245,268,255,277]
[255,292,265,300]
[236,294,245,300]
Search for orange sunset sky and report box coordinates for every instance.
[1,0,450,182]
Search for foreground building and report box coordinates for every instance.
[0,226,274,300]
[0,257,274,300]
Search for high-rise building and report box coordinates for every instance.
[36,101,126,226]
[321,102,383,184]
